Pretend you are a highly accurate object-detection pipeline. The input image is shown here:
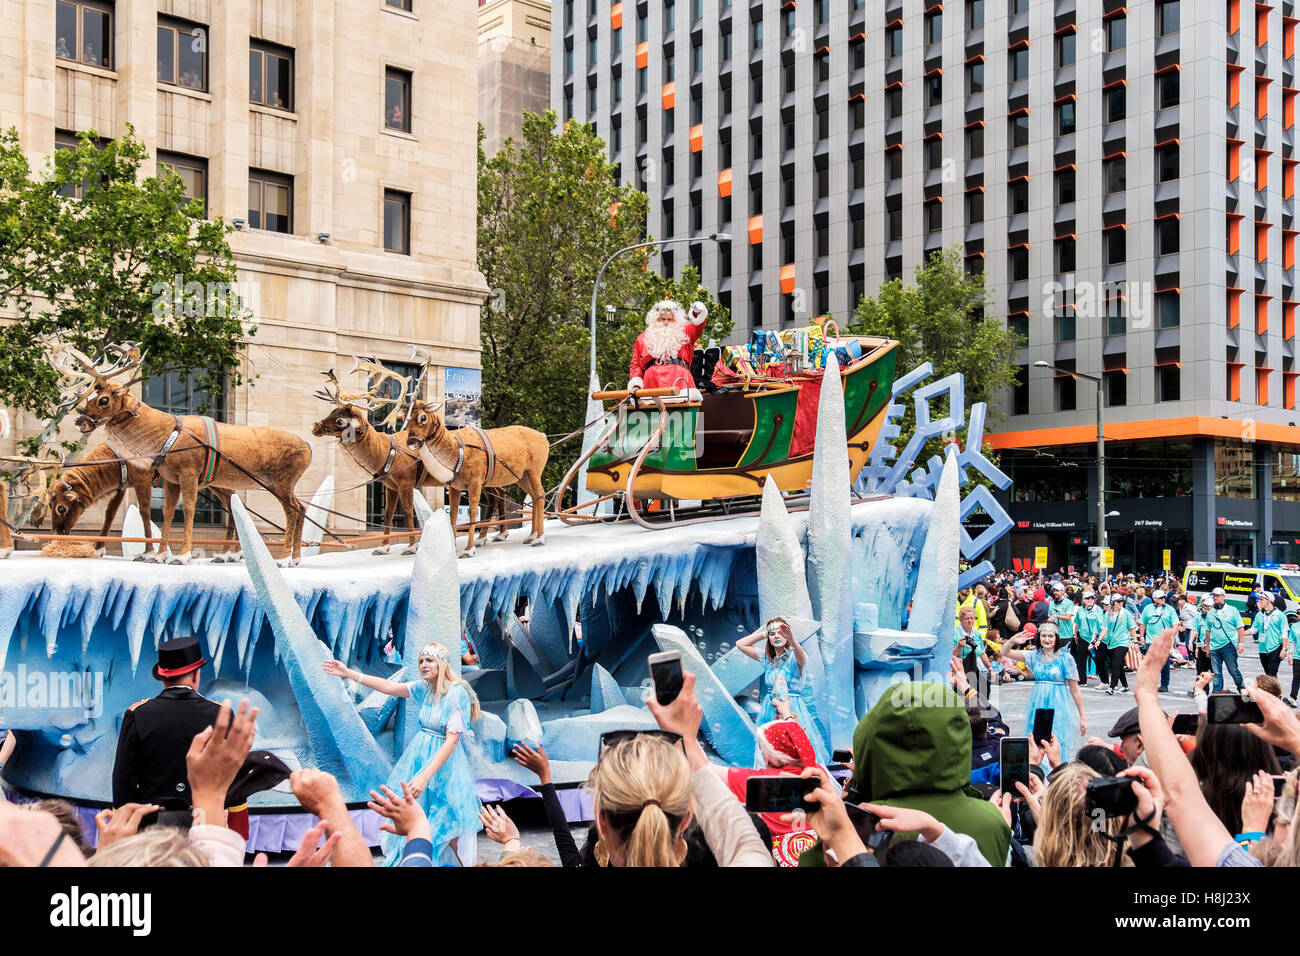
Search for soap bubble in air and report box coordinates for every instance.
[698,642,707,651]
[736,625,745,633]
[59,734,73,748]
[719,642,730,652]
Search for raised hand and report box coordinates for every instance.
[368,781,429,841]
[511,742,552,785]
[1240,770,1276,836]
[478,803,520,846]
[286,821,341,867]
[93,803,160,850]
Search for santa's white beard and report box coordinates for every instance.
[642,321,688,360]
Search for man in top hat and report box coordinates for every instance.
[111,636,251,838]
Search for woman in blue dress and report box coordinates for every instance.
[736,618,828,764]
[323,641,483,865]
[998,622,1089,765]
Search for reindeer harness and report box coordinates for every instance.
[155,416,221,484]
[372,433,429,486]
[451,425,499,484]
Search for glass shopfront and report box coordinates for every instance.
[1216,528,1257,564]
[1215,441,1256,498]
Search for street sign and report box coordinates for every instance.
[1162,549,1171,571]
[1034,546,1047,569]
[1101,548,1114,569]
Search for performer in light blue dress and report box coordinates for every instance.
[997,622,1088,765]
[323,641,483,865]
[736,618,828,765]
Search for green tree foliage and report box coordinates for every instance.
[846,246,1020,481]
[0,126,248,424]
[477,111,730,488]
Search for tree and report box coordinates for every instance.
[477,111,730,488]
[846,246,1020,480]
[0,125,249,430]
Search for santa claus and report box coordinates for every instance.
[627,299,708,393]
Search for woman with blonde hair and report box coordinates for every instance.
[324,641,482,865]
[1032,762,1130,867]
[586,734,696,866]
[736,617,825,763]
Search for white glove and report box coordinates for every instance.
[688,301,708,325]
[685,388,702,402]
[627,377,644,391]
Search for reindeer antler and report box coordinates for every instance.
[45,341,147,406]
[313,369,345,405]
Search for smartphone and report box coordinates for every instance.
[1085,776,1138,817]
[1171,713,1200,735]
[1031,709,1054,746]
[744,774,817,814]
[647,650,684,706]
[1206,693,1264,725]
[832,749,854,765]
[1000,737,1030,797]
[844,803,894,854]
[139,809,193,832]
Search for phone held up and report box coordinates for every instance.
[1171,713,1200,736]
[1000,737,1030,798]
[647,651,684,706]
[1031,709,1054,746]
[744,775,818,814]
[844,803,894,855]
[1206,693,1264,725]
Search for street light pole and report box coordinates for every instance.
[1035,361,1105,571]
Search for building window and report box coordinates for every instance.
[1105,370,1127,407]
[1009,246,1028,280]
[383,189,410,254]
[852,41,865,71]
[751,74,763,104]
[385,67,412,131]
[751,13,763,47]
[1009,114,1029,149]
[1105,85,1125,123]
[1009,180,1029,215]
[1105,301,1127,336]
[886,25,902,58]
[886,86,903,119]
[1057,237,1076,273]
[1008,313,1029,341]
[1010,0,1029,13]
[968,0,985,29]
[1057,100,1076,135]
[886,149,902,180]
[925,138,943,171]
[750,285,763,326]
[612,73,622,104]
[1104,156,1126,194]
[1158,0,1179,35]
[925,201,942,234]
[664,52,675,83]
[967,61,984,95]
[1158,291,1180,327]
[720,30,732,62]
[1009,48,1029,83]
[1159,71,1180,109]
[751,243,763,271]
[637,11,647,42]
[926,12,942,44]
[966,124,984,159]
[850,98,865,129]
[1157,143,1179,181]
[692,39,703,73]
[851,214,865,248]
[782,8,796,37]
[926,73,942,107]
[751,127,762,159]
[966,190,984,224]
[1057,371,1077,411]
[250,42,293,110]
[889,209,903,241]
[157,17,207,90]
[56,0,112,68]
[1158,364,1181,401]
[1057,167,1076,204]
[851,156,864,189]
[1157,217,1179,255]
[1105,228,1126,265]
[385,0,412,9]
[1013,364,1030,415]
[157,151,208,213]
[1106,15,1126,51]
[1056,311,1076,341]
[248,169,292,233]
[664,0,675,32]
[815,52,830,83]
[1057,31,1075,67]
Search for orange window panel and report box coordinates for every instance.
[1258,223,1271,260]
[1259,7,1270,45]
[1258,369,1271,404]
[689,124,703,152]
[1228,288,1243,329]
[1228,140,1241,180]
[780,264,797,295]
[636,41,649,69]
[1287,89,1296,129]
[1228,363,1243,401]
[611,1,623,30]
[1287,17,1297,57]
[1257,295,1271,333]
[748,215,763,245]
[1286,230,1297,269]
[1228,66,1243,108]
[662,81,675,110]
[1258,78,1270,116]
[1287,301,1298,339]
[1230,0,1241,33]
[1257,149,1271,189]
[1286,371,1298,410]
[718,168,732,197]
[1228,214,1242,254]
[1286,160,1298,198]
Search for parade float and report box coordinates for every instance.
[0,324,1014,850]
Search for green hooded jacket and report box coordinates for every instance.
[799,681,1012,866]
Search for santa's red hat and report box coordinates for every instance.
[757,719,817,768]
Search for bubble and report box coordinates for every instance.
[720,642,730,652]
[59,734,73,748]
[736,625,746,633]
[706,653,714,661]
[698,642,707,651]
[712,722,723,734]
[752,689,761,698]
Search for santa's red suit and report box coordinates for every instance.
[627,299,708,392]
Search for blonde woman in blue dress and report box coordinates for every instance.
[323,641,483,865]
[736,617,828,764]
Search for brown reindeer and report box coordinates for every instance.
[310,368,509,553]
[404,399,549,557]
[62,346,312,565]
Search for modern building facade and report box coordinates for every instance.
[479,0,552,156]
[1,0,487,536]
[559,0,1300,572]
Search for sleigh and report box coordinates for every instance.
[555,336,898,527]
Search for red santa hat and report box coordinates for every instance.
[756,719,817,768]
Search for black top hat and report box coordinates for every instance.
[152,636,208,681]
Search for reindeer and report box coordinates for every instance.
[60,345,312,565]
[404,399,549,557]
